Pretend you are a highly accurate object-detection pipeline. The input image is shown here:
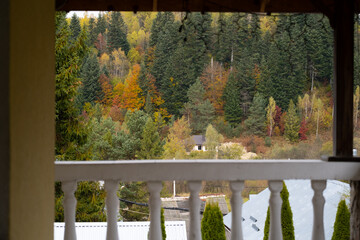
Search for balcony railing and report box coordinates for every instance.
[55,159,360,240]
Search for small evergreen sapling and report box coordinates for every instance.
[331,199,350,240]
[201,202,226,240]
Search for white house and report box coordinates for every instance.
[191,135,206,151]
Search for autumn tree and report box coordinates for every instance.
[200,60,229,114]
[99,74,113,106]
[121,64,145,111]
[110,48,129,79]
[354,86,360,131]
[266,97,276,136]
[284,100,300,142]
[163,117,193,159]
[314,98,324,138]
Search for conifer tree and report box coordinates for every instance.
[108,12,130,54]
[201,202,226,240]
[69,14,81,42]
[95,13,107,38]
[78,51,102,106]
[284,100,300,142]
[223,73,242,125]
[55,12,89,160]
[137,118,163,159]
[331,199,350,240]
[244,93,266,136]
[263,182,295,240]
[184,79,215,134]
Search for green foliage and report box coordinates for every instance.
[263,207,270,240]
[161,208,167,240]
[201,202,226,240]
[69,14,81,41]
[78,50,102,106]
[223,73,242,125]
[265,136,272,147]
[263,182,295,240]
[184,79,215,134]
[55,12,89,160]
[331,200,350,240]
[137,118,163,159]
[108,12,129,54]
[284,100,300,142]
[204,124,224,152]
[218,142,245,159]
[244,93,266,136]
[55,181,106,222]
[120,181,149,221]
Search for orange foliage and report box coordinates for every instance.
[120,64,144,111]
[99,74,113,106]
[253,64,261,89]
[112,82,125,108]
[200,61,229,115]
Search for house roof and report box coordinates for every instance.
[223,180,349,240]
[54,221,187,240]
[192,135,205,145]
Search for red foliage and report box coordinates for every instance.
[299,118,308,140]
[274,105,282,127]
[95,33,107,55]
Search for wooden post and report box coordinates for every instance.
[332,0,358,239]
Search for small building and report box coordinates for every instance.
[223,180,349,240]
[54,221,187,240]
[191,135,206,151]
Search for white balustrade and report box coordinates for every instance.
[54,160,360,240]
[105,180,120,240]
[230,180,244,240]
[62,181,77,240]
[311,180,326,240]
[148,181,163,240]
[268,180,283,240]
[188,181,202,240]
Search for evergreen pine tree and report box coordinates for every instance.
[87,17,97,46]
[137,118,163,159]
[108,12,130,54]
[244,93,266,136]
[69,14,81,42]
[223,73,242,125]
[263,182,295,240]
[184,79,215,134]
[331,200,350,240]
[78,51,102,106]
[284,100,300,142]
[95,13,107,38]
[201,202,226,240]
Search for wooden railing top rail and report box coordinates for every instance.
[55,159,360,182]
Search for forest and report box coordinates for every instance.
[55,11,360,221]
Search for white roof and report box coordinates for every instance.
[54,221,187,240]
[223,180,349,240]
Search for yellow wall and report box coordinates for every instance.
[9,0,54,238]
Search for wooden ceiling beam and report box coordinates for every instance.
[56,0,360,13]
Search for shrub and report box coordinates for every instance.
[331,200,350,240]
[265,137,272,147]
[201,202,226,240]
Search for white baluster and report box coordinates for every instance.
[230,181,244,240]
[311,180,326,240]
[188,181,202,240]
[148,181,163,240]
[268,180,283,240]
[62,181,77,240]
[105,180,119,240]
